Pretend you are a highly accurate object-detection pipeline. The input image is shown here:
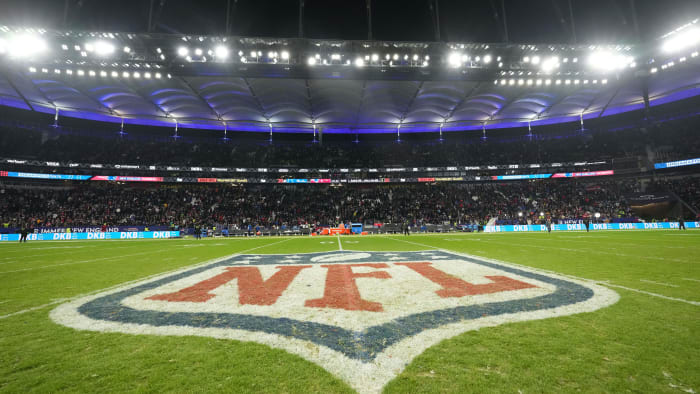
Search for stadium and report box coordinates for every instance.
[0,0,699,392]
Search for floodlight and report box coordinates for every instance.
[662,27,700,53]
[111,71,118,77]
[215,45,229,59]
[412,54,418,61]
[308,57,317,65]
[354,58,365,67]
[588,51,634,72]
[123,46,131,53]
[155,73,162,79]
[122,71,130,78]
[93,41,115,56]
[281,51,289,60]
[523,56,530,63]
[541,56,560,73]
[595,212,601,218]
[77,69,85,76]
[393,53,399,60]
[250,50,257,58]
[177,47,189,57]
[7,34,47,58]
[483,54,492,64]
[531,56,541,65]
[133,72,141,78]
[88,70,96,77]
[448,52,462,68]
[331,53,340,60]
[28,67,37,73]
[195,48,203,56]
[100,70,107,77]
[385,54,390,60]
[371,53,379,62]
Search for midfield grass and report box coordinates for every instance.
[0,231,698,393]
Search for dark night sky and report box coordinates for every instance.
[0,0,698,43]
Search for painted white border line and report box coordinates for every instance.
[639,279,679,288]
[337,235,343,251]
[0,238,293,320]
[682,278,700,283]
[387,236,700,307]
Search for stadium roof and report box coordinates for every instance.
[0,4,699,134]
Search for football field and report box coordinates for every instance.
[1,231,698,393]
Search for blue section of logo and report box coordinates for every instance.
[76,251,593,363]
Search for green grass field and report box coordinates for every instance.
[1,231,699,393]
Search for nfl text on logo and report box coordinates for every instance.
[52,251,618,393]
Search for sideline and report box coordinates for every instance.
[0,238,293,320]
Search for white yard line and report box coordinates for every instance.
[682,278,700,283]
[337,236,343,251]
[640,279,679,288]
[0,238,293,320]
[600,283,700,306]
[0,237,293,275]
[388,236,700,307]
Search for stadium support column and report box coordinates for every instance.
[567,0,577,43]
[366,0,373,41]
[429,0,441,42]
[500,0,509,42]
[63,0,70,28]
[298,0,304,38]
[226,0,238,35]
[642,76,650,121]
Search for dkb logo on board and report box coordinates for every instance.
[52,250,618,394]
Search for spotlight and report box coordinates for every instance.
[354,58,365,67]
[308,57,317,65]
[331,53,340,60]
[122,71,130,78]
[194,48,203,56]
[77,69,85,76]
[531,56,541,65]
[145,72,151,79]
[100,70,107,77]
[123,46,131,53]
[215,45,229,59]
[133,72,141,78]
[111,71,119,77]
[281,51,289,60]
[392,53,399,60]
[88,70,96,77]
[483,54,492,64]
[412,54,419,61]
[250,50,257,58]
[28,67,37,73]
[385,54,390,60]
[177,47,189,57]
[155,72,162,79]
[371,53,379,62]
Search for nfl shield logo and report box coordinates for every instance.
[52,250,618,393]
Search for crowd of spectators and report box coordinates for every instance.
[3,114,699,169]
[1,180,640,231]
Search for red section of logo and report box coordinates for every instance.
[305,264,391,312]
[147,265,311,305]
[0,171,7,177]
[395,262,536,297]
